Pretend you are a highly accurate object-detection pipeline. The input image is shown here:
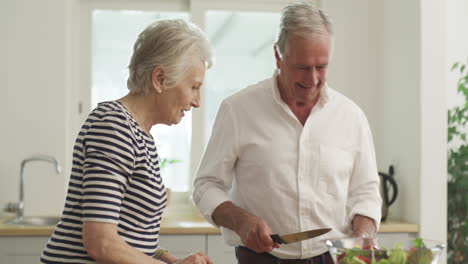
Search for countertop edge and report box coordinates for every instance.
[0,215,419,237]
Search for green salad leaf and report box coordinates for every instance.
[337,238,434,264]
[375,259,390,264]
[407,239,433,264]
[387,243,407,264]
[413,238,426,248]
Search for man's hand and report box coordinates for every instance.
[236,212,280,253]
[212,201,280,253]
[351,214,377,238]
[352,214,377,248]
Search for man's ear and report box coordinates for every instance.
[274,45,282,69]
[151,66,165,94]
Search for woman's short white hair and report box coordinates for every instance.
[276,2,333,58]
[127,19,213,93]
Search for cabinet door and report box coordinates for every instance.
[207,234,237,264]
[159,234,207,259]
[0,236,49,264]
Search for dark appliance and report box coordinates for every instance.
[379,165,398,222]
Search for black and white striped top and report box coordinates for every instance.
[41,101,167,264]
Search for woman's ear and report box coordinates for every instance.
[151,66,165,94]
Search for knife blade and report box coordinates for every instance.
[270,228,332,244]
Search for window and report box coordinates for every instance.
[78,1,293,193]
[204,10,280,143]
[91,10,191,191]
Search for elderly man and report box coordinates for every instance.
[193,3,381,264]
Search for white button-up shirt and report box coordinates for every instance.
[193,70,382,259]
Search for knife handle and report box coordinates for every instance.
[270,234,285,244]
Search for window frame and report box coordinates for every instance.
[74,0,320,200]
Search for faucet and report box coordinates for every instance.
[16,154,61,220]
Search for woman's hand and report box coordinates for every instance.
[173,252,212,264]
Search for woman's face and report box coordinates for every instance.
[160,59,206,125]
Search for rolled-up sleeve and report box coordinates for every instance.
[193,101,239,225]
[347,111,382,230]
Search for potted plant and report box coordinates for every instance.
[447,60,468,264]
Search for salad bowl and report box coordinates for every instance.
[326,237,445,264]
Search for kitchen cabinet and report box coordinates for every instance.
[0,235,211,264]
[207,234,236,263]
[0,236,49,264]
[159,234,237,263]
[159,234,208,259]
[0,233,418,264]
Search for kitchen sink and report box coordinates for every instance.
[4,216,61,226]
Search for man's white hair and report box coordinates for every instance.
[276,2,333,58]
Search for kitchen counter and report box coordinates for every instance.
[0,212,418,237]
[0,211,217,236]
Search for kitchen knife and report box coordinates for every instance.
[270,228,332,244]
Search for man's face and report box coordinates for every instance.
[275,33,331,105]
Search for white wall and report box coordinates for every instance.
[419,0,447,250]
[378,2,448,258]
[379,0,422,224]
[1,0,72,216]
[321,0,381,143]
[446,0,468,109]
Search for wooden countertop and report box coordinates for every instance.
[377,220,419,233]
[0,212,217,236]
[0,212,418,237]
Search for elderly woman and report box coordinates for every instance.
[40,19,213,264]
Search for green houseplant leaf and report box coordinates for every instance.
[159,158,182,170]
[447,60,468,264]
